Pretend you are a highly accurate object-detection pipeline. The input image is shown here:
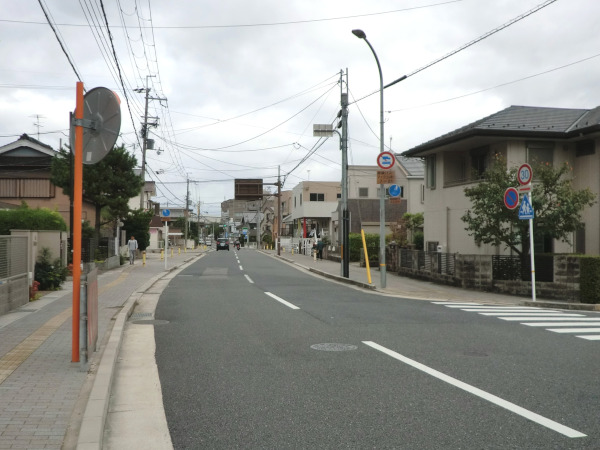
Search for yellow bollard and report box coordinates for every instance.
[171,248,174,257]
[142,250,146,266]
[160,250,164,260]
[178,247,181,255]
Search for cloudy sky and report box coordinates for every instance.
[2,0,599,215]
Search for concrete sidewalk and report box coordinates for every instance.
[0,248,203,450]
[262,248,597,310]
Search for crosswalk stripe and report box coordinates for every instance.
[434,302,600,342]
[547,328,600,333]
[499,317,600,321]
[478,312,584,317]
[463,309,559,313]
[522,322,600,327]
[577,335,600,341]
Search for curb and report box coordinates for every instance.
[522,300,600,311]
[76,253,202,449]
[271,252,376,291]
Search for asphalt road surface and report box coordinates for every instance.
[154,249,600,449]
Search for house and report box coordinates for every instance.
[336,159,425,242]
[402,105,600,255]
[290,181,340,240]
[0,134,96,226]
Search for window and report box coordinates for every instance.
[527,142,554,166]
[336,193,341,199]
[309,193,325,201]
[420,184,425,203]
[426,155,436,189]
[470,147,489,179]
[300,193,302,205]
[294,197,296,207]
[358,187,369,198]
[576,140,595,157]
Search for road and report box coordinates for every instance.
[153,249,600,449]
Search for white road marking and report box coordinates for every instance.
[244,275,254,284]
[577,335,600,341]
[547,328,600,333]
[264,292,300,310]
[522,322,600,327]
[437,304,483,308]
[499,317,600,322]
[479,312,584,317]
[463,309,557,313]
[239,265,243,271]
[362,341,586,439]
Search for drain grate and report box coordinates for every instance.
[129,312,153,321]
[311,343,358,352]
[132,319,170,325]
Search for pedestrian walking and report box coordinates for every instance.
[128,235,138,264]
[316,239,324,260]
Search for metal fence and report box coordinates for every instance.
[0,235,29,314]
[492,255,554,282]
[399,250,456,276]
[67,237,117,263]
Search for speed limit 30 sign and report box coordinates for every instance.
[518,163,533,185]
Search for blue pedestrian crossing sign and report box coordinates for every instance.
[518,195,534,220]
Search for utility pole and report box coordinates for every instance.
[184,177,190,247]
[340,69,350,278]
[277,165,282,256]
[135,75,166,210]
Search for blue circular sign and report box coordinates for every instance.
[504,187,519,210]
[389,184,402,197]
[162,209,171,217]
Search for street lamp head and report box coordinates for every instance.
[352,29,366,39]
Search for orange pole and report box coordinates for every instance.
[72,82,84,362]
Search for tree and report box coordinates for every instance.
[51,144,144,236]
[121,209,153,251]
[461,156,596,258]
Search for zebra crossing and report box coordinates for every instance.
[433,302,600,342]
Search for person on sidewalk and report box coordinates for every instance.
[316,239,324,260]
[128,235,138,264]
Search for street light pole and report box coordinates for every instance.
[352,29,387,288]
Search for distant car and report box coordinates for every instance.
[216,238,229,251]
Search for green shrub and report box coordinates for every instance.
[35,247,69,291]
[0,207,67,235]
[579,256,600,304]
[349,233,380,262]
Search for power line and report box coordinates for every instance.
[8,1,464,29]
[351,0,559,105]
[37,0,85,84]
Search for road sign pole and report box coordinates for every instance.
[528,194,536,302]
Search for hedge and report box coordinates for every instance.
[579,256,600,304]
[0,208,67,235]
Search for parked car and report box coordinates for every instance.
[216,238,229,251]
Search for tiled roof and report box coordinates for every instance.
[396,155,424,177]
[402,105,600,156]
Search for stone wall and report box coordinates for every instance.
[392,248,582,302]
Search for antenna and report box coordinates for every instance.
[30,114,45,139]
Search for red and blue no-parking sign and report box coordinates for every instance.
[504,187,519,210]
[376,151,396,170]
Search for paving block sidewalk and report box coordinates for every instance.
[0,249,202,450]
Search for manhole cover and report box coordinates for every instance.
[310,343,358,352]
[132,319,170,325]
